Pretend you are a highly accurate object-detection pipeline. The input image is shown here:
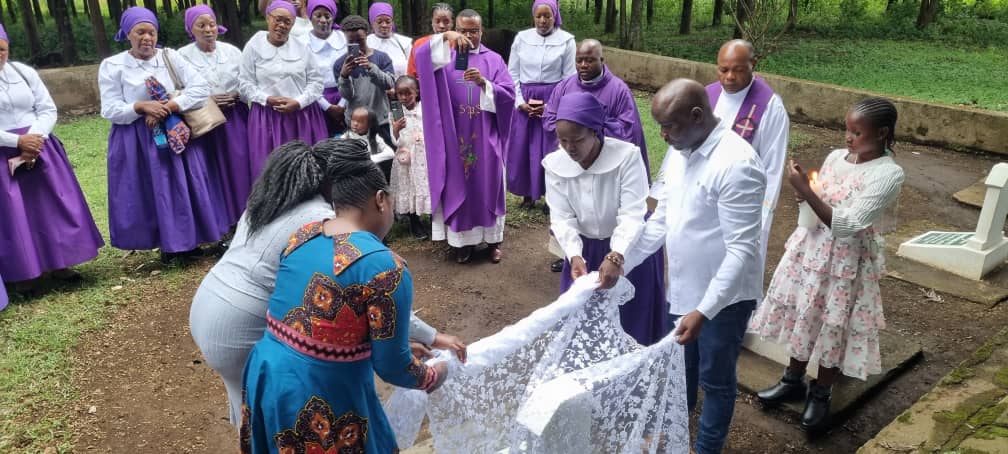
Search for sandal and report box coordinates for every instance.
[490,246,503,264]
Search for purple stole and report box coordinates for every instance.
[706,76,774,144]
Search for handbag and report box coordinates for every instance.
[161,50,226,138]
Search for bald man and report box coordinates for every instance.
[708,39,790,283]
[624,79,766,454]
[543,39,651,177]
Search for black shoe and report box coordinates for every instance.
[455,246,474,264]
[801,380,832,431]
[757,370,807,406]
[550,259,564,272]
[409,214,429,240]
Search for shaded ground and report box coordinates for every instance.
[68,123,1008,453]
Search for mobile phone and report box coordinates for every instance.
[348,43,360,59]
[528,98,544,108]
[454,49,469,71]
[391,100,405,121]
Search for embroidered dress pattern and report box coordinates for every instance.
[272,396,369,454]
[285,221,326,256]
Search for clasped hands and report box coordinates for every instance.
[135,99,180,128]
[17,133,46,169]
[519,102,545,118]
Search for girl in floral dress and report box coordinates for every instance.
[748,97,905,431]
[390,75,432,239]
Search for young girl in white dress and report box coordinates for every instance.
[748,97,905,431]
[389,76,431,239]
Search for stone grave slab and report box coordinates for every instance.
[953,176,986,209]
[884,222,1008,306]
[737,330,922,424]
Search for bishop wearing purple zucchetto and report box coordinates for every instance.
[414,9,515,264]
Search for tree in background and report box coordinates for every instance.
[87,0,111,57]
[728,0,787,58]
[679,0,692,34]
[51,0,77,64]
[917,0,940,28]
[16,0,42,58]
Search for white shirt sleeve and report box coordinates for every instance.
[831,164,905,238]
[296,53,324,109]
[18,63,58,137]
[239,44,269,106]
[99,58,143,125]
[370,135,396,163]
[623,152,673,272]
[508,39,523,106]
[609,150,649,256]
[545,169,585,259]
[409,314,438,345]
[754,95,790,234]
[561,38,577,79]
[696,159,766,319]
[428,34,451,70]
[166,49,211,112]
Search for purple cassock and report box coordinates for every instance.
[1,128,104,283]
[543,65,651,180]
[415,39,515,234]
[198,103,254,226]
[0,274,7,310]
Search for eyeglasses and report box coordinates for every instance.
[458,28,481,35]
[268,14,293,26]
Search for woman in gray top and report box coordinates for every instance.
[189,139,466,425]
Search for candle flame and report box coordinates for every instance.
[809,170,818,183]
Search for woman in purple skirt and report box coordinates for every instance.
[304,0,348,135]
[239,0,328,179]
[543,92,668,345]
[1,24,104,294]
[98,7,229,263]
[179,5,253,228]
[505,0,575,211]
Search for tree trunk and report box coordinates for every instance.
[488,0,494,27]
[142,0,156,13]
[5,0,16,23]
[86,0,111,57]
[712,0,723,26]
[619,0,626,45]
[733,0,752,39]
[785,0,797,31]
[679,0,692,34]
[628,0,642,50]
[916,0,939,28]
[239,0,254,24]
[68,0,77,17]
[356,0,364,15]
[646,0,653,24]
[604,0,615,34]
[886,0,896,13]
[17,0,42,58]
[30,0,43,24]
[162,0,172,17]
[52,0,78,64]
[108,0,123,23]
[593,0,602,24]
[216,0,244,43]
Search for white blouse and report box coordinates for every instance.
[507,28,576,106]
[239,30,324,108]
[307,30,348,110]
[0,62,58,147]
[177,41,243,96]
[367,33,413,75]
[290,16,313,46]
[98,48,212,125]
[543,137,648,259]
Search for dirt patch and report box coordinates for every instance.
[70,123,1008,453]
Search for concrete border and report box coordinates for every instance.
[603,47,1008,155]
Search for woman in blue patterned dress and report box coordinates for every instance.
[240,138,447,453]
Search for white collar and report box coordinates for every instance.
[517,27,574,46]
[677,120,728,158]
[248,31,301,60]
[580,67,606,86]
[720,78,754,101]
[309,30,347,52]
[543,137,635,178]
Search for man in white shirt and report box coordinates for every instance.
[624,79,766,454]
[707,39,790,281]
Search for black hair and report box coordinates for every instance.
[395,75,420,102]
[340,14,369,32]
[851,97,898,150]
[244,140,325,235]
[318,138,389,212]
[351,106,383,156]
[457,8,481,22]
[432,2,453,16]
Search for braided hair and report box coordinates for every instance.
[319,138,389,212]
[851,97,898,150]
[432,2,453,16]
[244,140,325,235]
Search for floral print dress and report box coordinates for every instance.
[749,149,904,380]
[391,102,432,215]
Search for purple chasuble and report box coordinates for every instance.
[416,41,515,232]
[705,76,774,144]
[543,66,650,180]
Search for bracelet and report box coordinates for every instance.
[604,252,624,267]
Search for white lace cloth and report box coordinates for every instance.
[384,274,690,454]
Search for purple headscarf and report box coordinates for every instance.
[368,2,396,31]
[532,0,562,28]
[0,23,8,43]
[307,0,340,29]
[184,5,228,41]
[265,0,297,18]
[556,92,606,142]
[115,7,159,42]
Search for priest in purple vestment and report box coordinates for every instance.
[543,39,650,178]
[415,9,515,264]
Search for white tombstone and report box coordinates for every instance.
[898,163,1008,280]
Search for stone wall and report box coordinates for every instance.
[604,47,1008,155]
[35,54,1008,155]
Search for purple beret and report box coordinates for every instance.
[184,5,228,41]
[115,7,159,42]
